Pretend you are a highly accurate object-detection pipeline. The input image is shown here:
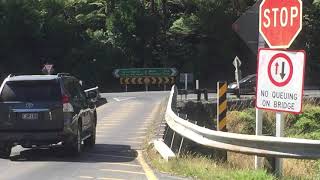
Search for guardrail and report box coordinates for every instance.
[165,85,320,159]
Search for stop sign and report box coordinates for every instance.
[259,0,302,48]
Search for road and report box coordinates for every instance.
[0,91,181,180]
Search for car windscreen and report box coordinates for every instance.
[239,75,256,83]
[0,80,61,102]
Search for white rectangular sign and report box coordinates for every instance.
[256,48,306,114]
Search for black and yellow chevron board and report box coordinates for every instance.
[120,77,175,85]
[217,81,227,132]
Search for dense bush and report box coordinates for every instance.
[227,103,320,140]
[0,0,320,89]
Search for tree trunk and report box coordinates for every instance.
[150,0,155,14]
[161,0,168,28]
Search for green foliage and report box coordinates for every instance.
[286,105,320,139]
[169,14,200,34]
[0,0,320,90]
[228,104,320,140]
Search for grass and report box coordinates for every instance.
[147,147,274,180]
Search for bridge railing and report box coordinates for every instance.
[165,85,320,158]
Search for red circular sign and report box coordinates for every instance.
[267,53,293,87]
[259,0,302,48]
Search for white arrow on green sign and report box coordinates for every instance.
[113,68,178,78]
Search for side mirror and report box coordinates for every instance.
[87,91,97,99]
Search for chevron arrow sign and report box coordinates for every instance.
[113,68,178,78]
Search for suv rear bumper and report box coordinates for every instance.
[0,130,73,146]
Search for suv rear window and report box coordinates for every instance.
[0,80,61,102]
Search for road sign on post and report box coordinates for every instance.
[256,48,306,113]
[259,0,302,48]
[42,64,54,75]
[113,68,178,78]
[233,56,242,98]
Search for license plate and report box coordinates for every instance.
[22,113,38,120]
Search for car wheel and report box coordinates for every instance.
[0,144,11,159]
[84,124,96,148]
[65,123,82,155]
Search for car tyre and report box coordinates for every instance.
[65,124,82,156]
[84,124,96,148]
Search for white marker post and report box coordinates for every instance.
[185,74,188,90]
[196,80,199,90]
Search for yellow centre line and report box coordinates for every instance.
[137,151,158,180]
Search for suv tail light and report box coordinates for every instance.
[62,95,74,112]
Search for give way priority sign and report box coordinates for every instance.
[256,48,306,114]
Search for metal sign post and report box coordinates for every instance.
[255,34,265,170]
[196,80,199,90]
[233,56,242,98]
[275,112,284,176]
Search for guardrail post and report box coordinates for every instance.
[203,89,208,101]
[184,90,188,100]
[217,82,227,132]
[217,81,228,161]
[196,89,201,101]
[170,132,176,149]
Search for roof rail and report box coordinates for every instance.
[57,73,71,77]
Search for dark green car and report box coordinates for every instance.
[0,74,97,158]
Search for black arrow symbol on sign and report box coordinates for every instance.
[280,62,286,80]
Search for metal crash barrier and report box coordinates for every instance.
[165,85,320,159]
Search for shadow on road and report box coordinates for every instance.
[9,144,137,163]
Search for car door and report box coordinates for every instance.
[73,80,91,133]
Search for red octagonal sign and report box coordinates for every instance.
[259,0,302,49]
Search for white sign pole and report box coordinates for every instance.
[255,34,265,170]
[196,80,199,90]
[275,112,284,176]
[185,74,188,90]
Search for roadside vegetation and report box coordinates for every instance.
[227,101,320,179]
[147,148,274,180]
[147,100,320,179]
[1,0,320,90]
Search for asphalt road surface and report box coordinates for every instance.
[0,91,182,180]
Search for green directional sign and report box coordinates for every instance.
[113,68,178,78]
